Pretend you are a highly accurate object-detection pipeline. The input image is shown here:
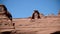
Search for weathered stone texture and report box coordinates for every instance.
[0,4,60,34]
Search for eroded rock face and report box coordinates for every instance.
[0,4,60,34]
[0,4,14,34]
[13,18,60,34]
[13,10,60,34]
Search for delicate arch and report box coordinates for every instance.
[32,10,40,19]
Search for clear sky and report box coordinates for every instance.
[0,0,60,18]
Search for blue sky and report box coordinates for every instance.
[0,0,60,18]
